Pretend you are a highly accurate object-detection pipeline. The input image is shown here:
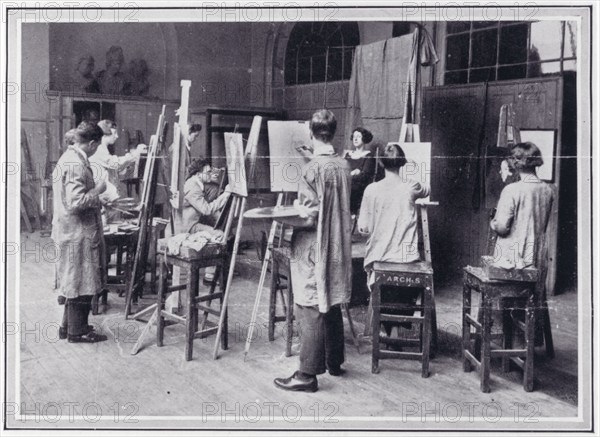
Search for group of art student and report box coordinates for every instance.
[51,110,553,396]
[273,110,553,393]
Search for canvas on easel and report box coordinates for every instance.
[388,141,432,202]
[224,132,248,197]
[267,120,312,192]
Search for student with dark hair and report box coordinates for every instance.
[491,141,554,270]
[345,127,376,214]
[273,109,352,393]
[89,119,146,222]
[174,158,231,234]
[358,143,430,337]
[52,121,108,343]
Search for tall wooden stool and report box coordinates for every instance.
[269,247,361,356]
[269,246,295,357]
[370,261,435,378]
[462,266,538,392]
[156,243,228,361]
[93,228,138,315]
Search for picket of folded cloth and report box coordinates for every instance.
[165,230,226,257]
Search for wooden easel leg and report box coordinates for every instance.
[157,257,167,347]
[343,303,360,353]
[542,301,555,359]
[21,199,32,233]
[213,196,246,360]
[480,293,492,393]
[524,294,536,392]
[430,284,438,358]
[502,298,514,373]
[185,265,198,361]
[371,283,381,374]
[244,192,284,359]
[285,266,294,357]
[421,286,432,378]
[363,300,373,337]
[268,256,279,342]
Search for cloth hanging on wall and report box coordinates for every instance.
[344,28,439,148]
[345,32,417,148]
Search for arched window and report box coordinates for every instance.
[284,22,360,86]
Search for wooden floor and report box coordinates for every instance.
[13,231,579,429]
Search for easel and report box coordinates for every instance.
[124,105,167,318]
[170,80,192,211]
[130,115,262,357]
[243,190,290,359]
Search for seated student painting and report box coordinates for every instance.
[345,127,377,214]
[174,158,231,235]
[490,142,554,271]
[357,143,430,337]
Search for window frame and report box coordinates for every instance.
[444,21,576,85]
[284,22,360,86]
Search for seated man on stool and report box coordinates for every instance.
[357,143,430,339]
[273,109,353,393]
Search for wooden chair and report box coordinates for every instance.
[156,243,229,361]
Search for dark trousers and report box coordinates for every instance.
[61,295,93,336]
[380,285,420,335]
[296,304,345,376]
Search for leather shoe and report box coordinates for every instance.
[59,325,95,340]
[274,371,318,392]
[68,331,107,343]
[328,366,346,377]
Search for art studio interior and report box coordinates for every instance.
[10,7,589,426]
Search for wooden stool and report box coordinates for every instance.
[269,247,295,357]
[156,244,228,361]
[93,229,138,315]
[371,261,436,378]
[269,246,361,356]
[462,266,538,392]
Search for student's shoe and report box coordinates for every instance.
[59,325,94,340]
[274,371,318,392]
[327,366,346,377]
[68,331,108,343]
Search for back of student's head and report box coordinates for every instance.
[189,123,202,134]
[309,109,337,143]
[381,143,407,171]
[64,129,77,146]
[510,142,543,170]
[75,121,104,144]
[97,119,117,136]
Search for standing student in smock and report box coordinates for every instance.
[52,122,109,343]
[273,109,353,393]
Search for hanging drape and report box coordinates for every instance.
[345,32,416,147]
[344,28,439,148]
